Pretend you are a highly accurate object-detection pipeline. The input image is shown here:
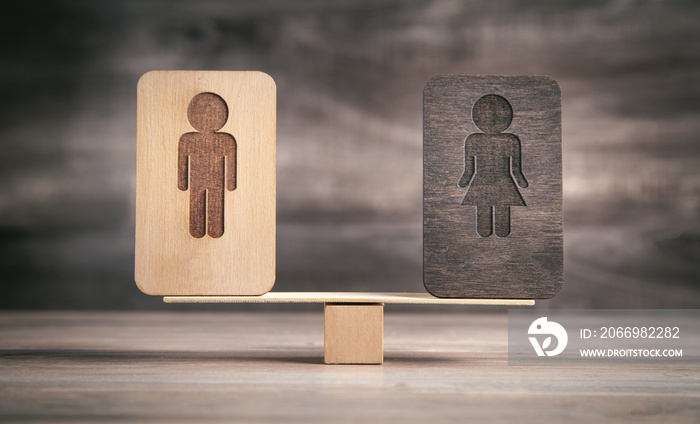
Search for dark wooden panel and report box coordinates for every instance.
[424,76,562,298]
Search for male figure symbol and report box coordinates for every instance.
[178,92,237,238]
[458,94,528,237]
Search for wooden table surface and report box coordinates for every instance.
[0,311,697,423]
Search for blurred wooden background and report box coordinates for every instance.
[0,0,698,309]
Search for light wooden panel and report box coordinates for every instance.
[424,75,563,299]
[324,304,384,364]
[162,292,535,305]
[136,70,276,295]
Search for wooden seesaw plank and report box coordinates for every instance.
[163,293,533,364]
[163,292,534,305]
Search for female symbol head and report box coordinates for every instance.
[187,92,229,132]
[472,94,513,134]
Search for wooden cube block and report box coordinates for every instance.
[135,71,276,296]
[324,304,384,364]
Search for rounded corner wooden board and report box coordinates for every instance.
[136,70,276,296]
[423,75,563,299]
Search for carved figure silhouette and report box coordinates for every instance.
[178,92,237,238]
[458,94,527,237]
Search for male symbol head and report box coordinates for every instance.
[187,92,229,132]
[472,94,513,134]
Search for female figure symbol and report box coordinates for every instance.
[458,94,528,237]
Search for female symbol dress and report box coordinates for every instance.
[461,132,526,208]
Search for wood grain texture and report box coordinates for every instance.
[324,304,383,364]
[424,76,562,299]
[1,311,697,423]
[162,292,535,305]
[136,71,276,295]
